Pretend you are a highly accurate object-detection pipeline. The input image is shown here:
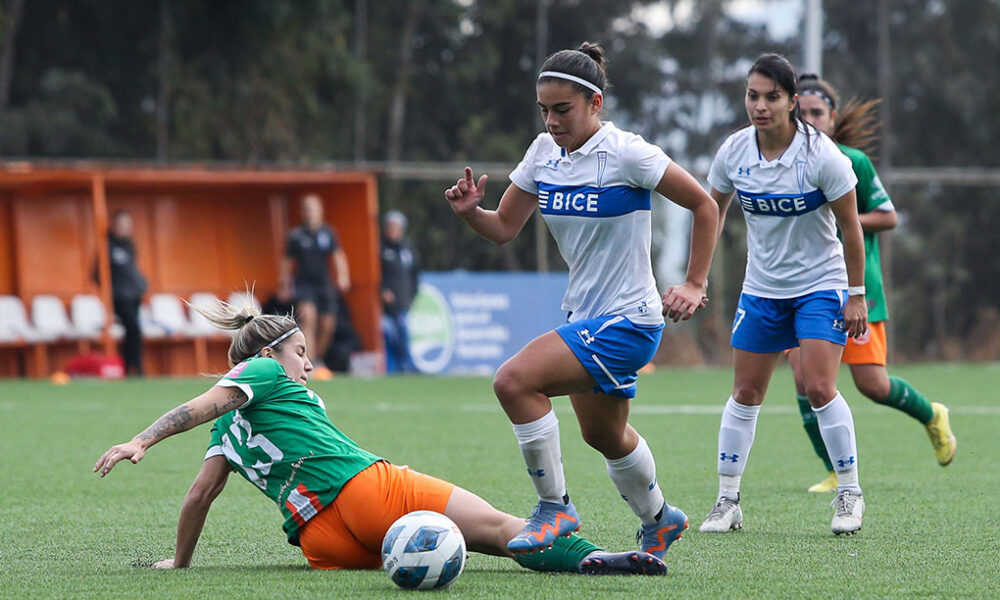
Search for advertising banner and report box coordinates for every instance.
[408,271,569,375]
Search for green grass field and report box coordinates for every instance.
[1,363,998,599]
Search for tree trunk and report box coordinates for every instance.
[156,0,172,162]
[0,0,26,110]
[353,0,367,162]
[385,0,423,165]
[383,0,424,208]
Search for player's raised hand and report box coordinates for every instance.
[662,282,709,323]
[445,167,488,218]
[93,440,146,477]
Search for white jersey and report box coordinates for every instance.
[708,124,858,299]
[509,122,670,326]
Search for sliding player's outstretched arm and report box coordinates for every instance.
[153,455,232,568]
[93,385,247,477]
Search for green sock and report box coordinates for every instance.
[513,533,601,573]
[884,376,935,424]
[798,393,834,472]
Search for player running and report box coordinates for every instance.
[788,73,956,493]
[698,54,868,536]
[445,43,718,560]
[93,302,668,576]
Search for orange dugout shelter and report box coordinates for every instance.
[0,164,382,377]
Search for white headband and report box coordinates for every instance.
[800,89,835,110]
[254,327,301,357]
[538,71,603,95]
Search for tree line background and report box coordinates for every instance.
[1,0,998,362]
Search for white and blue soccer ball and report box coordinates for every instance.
[381,511,467,590]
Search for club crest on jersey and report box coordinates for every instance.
[596,151,608,187]
[796,160,807,193]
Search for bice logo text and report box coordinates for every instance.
[539,189,599,213]
[739,193,808,214]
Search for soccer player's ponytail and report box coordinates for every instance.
[188,297,298,367]
[538,41,609,100]
[833,98,882,155]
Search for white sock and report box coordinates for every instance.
[717,397,759,501]
[605,435,665,525]
[813,393,862,495]
[511,410,566,504]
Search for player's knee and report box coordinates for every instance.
[731,386,765,406]
[792,373,807,395]
[297,303,317,324]
[492,362,528,403]
[804,382,837,407]
[578,424,623,456]
[857,378,890,403]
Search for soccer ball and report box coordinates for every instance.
[381,511,467,590]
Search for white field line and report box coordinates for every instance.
[371,402,1000,416]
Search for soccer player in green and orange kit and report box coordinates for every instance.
[789,73,957,493]
[94,299,667,576]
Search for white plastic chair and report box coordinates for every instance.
[138,304,164,339]
[70,294,108,340]
[188,292,223,336]
[0,295,46,342]
[149,293,193,336]
[31,295,77,340]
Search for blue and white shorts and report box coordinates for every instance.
[730,290,848,353]
[556,315,664,399]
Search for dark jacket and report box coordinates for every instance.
[380,238,419,315]
[108,234,148,302]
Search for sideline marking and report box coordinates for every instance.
[371,402,1000,416]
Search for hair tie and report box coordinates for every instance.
[245,314,255,323]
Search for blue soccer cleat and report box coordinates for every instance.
[578,550,667,576]
[507,500,581,553]
[637,504,688,559]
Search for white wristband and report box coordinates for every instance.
[848,286,866,296]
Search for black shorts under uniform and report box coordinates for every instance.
[294,281,339,316]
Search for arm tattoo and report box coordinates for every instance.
[212,389,247,417]
[138,405,195,442]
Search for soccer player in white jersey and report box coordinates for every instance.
[698,54,869,536]
[445,42,718,563]
[94,300,670,576]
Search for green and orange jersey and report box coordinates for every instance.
[838,144,891,323]
[207,357,380,545]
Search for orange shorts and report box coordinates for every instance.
[841,321,887,366]
[298,460,455,569]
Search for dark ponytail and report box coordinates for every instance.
[538,41,609,99]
